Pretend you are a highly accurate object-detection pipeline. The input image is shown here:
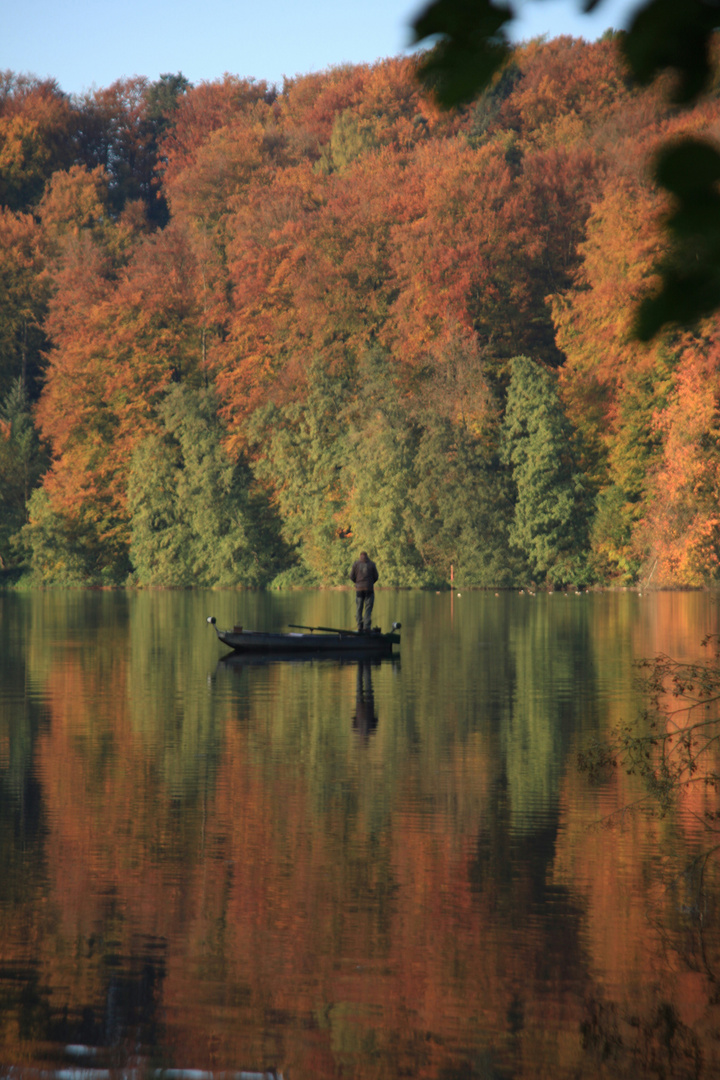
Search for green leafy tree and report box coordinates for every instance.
[21,485,130,586]
[501,356,589,584]
[249,348,515,587]
[129,386,284,586]
[247,363,353,586]
[0,377,47,568]
[127,433,191,585]
[345,368,431,587]
[316,109,381,173]
[345,346,514,586]
[145,73,192,132]
[410,416,516,586]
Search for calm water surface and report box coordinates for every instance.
[1,589,719,1079]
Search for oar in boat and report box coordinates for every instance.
[288,623,401,636]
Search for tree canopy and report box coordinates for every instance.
[1,36,720,588]
[411,0,720,337]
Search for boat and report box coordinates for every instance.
[207,616,401,657]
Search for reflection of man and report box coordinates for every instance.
[353,663,378,738]
[350,550,378,632]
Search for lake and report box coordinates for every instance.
[0,588,718,1079]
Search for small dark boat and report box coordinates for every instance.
[207,617,401,657]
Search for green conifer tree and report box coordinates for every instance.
[501,356,589,585]
[0,377,47,570]
[129,385,285,587]
[127,433,191,586]
[247,363,353,585]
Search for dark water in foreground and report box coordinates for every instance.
[0,588,719,1079]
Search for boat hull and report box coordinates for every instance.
[214,627,399,656]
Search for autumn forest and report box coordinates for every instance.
[2,33,720,589]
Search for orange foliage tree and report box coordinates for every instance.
[640,324,720,584]
[6,36,720,585]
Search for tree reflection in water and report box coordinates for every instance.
[1,591,720,1078]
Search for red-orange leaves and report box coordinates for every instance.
[554,178,668,466]
[36,216,208,547]
[37,233,115,455]
[159,76,276,193]
[497,36,631,150]
[392,138,542,366]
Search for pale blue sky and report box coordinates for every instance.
[4,0,642,96]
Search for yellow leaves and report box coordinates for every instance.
[0,114,50,207]
[0,81,72,210]
[0,205,44,301]
[165,109,272,226]
[555,177,667,430]
[38,164,111,252]
[639,326,720,585]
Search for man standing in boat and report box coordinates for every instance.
[350,551,378,632]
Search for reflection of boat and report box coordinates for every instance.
[207,617,400,657]
[218,651,399,670]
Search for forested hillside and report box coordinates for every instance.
[2,36,720,588]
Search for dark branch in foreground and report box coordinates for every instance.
[579,635,720,821]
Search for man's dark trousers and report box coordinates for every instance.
[356,590,374,631]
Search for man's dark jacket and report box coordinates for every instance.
[350,557,378,591]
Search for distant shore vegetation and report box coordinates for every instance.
[2,38,720,589]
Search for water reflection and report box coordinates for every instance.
[217,653,386,738]
[352,662,379,739]
[0,590,719,1078]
